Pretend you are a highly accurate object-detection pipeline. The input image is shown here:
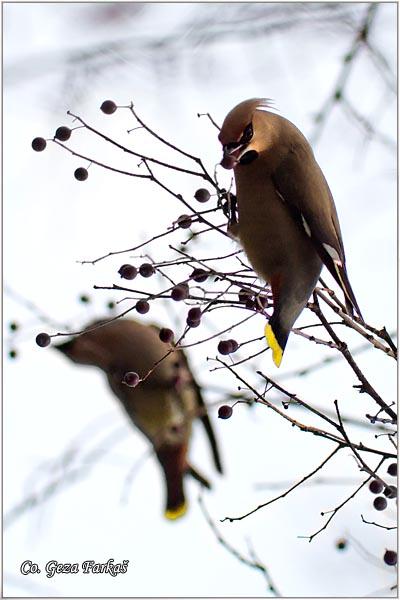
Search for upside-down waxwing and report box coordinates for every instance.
[54,318,222,520]
[219,98,362,367]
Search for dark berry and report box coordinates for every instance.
[228,339,239,353]
[383,485,397,499]
[387,463,397,477]
[369,479,384,494]
[32,137,46,152]
[55,126,71,141]
[123,371,140,387]
[107,301,115,310]
[218,405,233,419]
[135,300,150,314]
[373,496,387,511]
[100,100,117,114]
[383,550,397,566]
[74,167,88,181]
[9,349,17,359]
[186,317,200,328]
[186,306,201,328]
[171,284,189,301]
[139,263,155,278]
[9,322,18,332]
[36,333,51,348]
[336,538,347,551]
[187,307,201,321]
[194,188,211,203]
[177,215,192,229]
[118,264,137,280]
[218,340,233,355]
[79,294,90,303]
[245,298,255,310]
[238,289,252,303]
[159,328,174,344]
[190,268,208,283]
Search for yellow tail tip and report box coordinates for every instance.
[165,502,187,520]
[264,324,283,368]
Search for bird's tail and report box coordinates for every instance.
[331,261,363,320]
[186,465,211,489]
[264,313,290,368]
[157,446,212,520]
[157,445,188,520]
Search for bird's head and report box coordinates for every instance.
[53,319,116,369]
[218,98,275,170]
[54,318,178,382]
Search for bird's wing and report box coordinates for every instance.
[177,350,223,474]
[271,144,362,318]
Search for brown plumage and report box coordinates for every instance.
[219,98,362,366]
[55,318,222,519]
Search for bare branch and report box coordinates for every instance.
[298,457,385,542]
[221,446,342,523]
[199,495,281,596]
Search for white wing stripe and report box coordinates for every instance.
[323,243,342,266]
[301,215,312,237]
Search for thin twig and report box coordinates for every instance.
[199,495,281,596]
[311,294,396,422]
[361,514,397,531]
[221,446,342,523]
[66,111,206,178]
[334,399,390,488]
[298,457,385,542]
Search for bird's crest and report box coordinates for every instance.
[219,98,275,144]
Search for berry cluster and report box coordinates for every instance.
[368,463,397,513]
[31,100,120,182]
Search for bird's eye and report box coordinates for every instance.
[223,122,253,152]
[240,122,253,145]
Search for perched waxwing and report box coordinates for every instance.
[219,98,362,367]
[55,318,222,520]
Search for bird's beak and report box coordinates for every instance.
[220,144,246,170]
[53,339,74,354]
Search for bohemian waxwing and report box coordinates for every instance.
[55,318,222,520]
[219,98,362,367]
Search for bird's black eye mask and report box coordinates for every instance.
[224,122,254,151]
[222,122,258,166]
[239,123,259,165]
[240,122,254,145]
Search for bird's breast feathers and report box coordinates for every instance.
[234,176,317,283]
